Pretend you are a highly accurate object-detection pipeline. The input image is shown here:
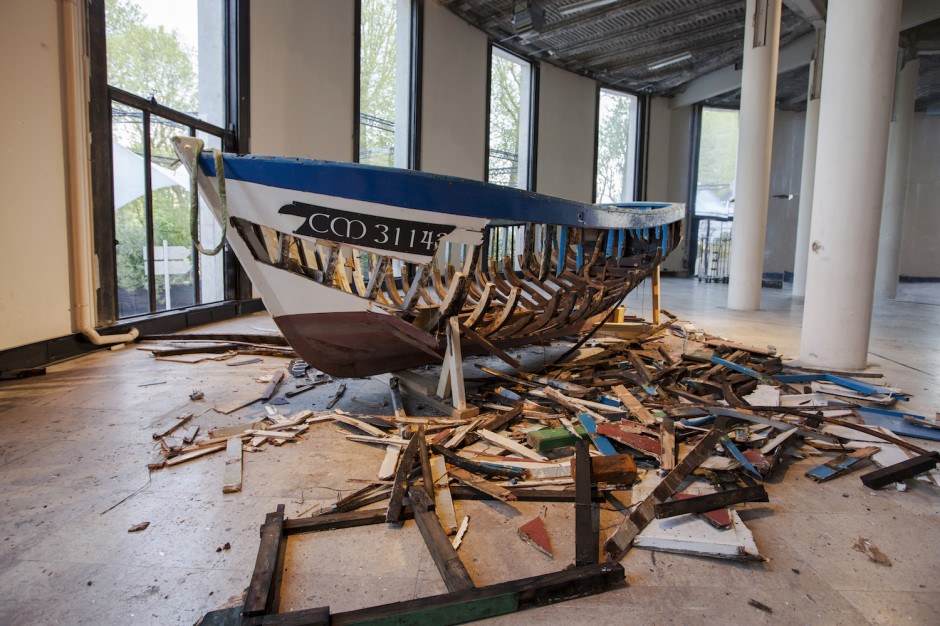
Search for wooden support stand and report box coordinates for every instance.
[374,317,480,419]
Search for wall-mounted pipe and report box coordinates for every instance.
[61,0,138,345]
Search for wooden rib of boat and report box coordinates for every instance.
[173,137,684,378]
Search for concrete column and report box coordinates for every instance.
[799,0,902,369]
[726,0,782,310]
[791,27,824,298]
[874,56,919,299]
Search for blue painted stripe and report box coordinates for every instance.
[199,153,678,229]
[557,228,567,276]
[576,243,584,271]
[617,229,626,257]
[605,230,614,257]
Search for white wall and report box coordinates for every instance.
[763,109,805,276]
[420,1,488,180]
[535,64,596,202]
[645,97,671,202]
[0,0,73,351]
[661,103,694,273]
[250,1,355,160]
[899,112,940,278]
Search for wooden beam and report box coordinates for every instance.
[860,453,940,489]
[387,435,421,523]
[244,505,286,617]
[574,440,598,566]
[653,485,769,519]
[409,485,475,592]
[329,562,624,625]
[284,508,414,536]
[458,321,522,369]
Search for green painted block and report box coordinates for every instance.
[526,427,588,452]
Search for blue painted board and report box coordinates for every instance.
[576,414,618,456]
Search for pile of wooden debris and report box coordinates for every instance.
[147,322,940,624]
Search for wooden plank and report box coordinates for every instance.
[610,384,656,425]
[261,370,286,401]
[449,467,517,501]
[605,428,724,562]
[208,421,266,439]
[332,414,388,437]
[806,446,879,482]
[410,485,476,592]
[346,434,409,447]
[430,455,458,534]
[477,429,548,462]
[244,505,286,617]
[432,445,526,479]
[163,443,227,467]
[417,426,434,496]
[377,445,401,481]
[386,435,421,523]
[654,485,769,519]
[573,440,598,567]
[595,424,661,459]
[543,387,607,423]
[329,562,625,625]
[660,417,676,471]
[222,437,243,494]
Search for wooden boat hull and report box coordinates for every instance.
[173,137,684,378]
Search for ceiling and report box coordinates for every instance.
[441,0,940,112]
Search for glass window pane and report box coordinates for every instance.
[150,115,196,312]
[111,103,149,318]
[695,107,739,218]
[359,0,413,168]
[595,88,638,203]
[488,48,533,189]
[105,0,225,126]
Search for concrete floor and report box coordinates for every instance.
[0,277,937,625]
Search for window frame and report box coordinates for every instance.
[87,0,251,325]
[485,43,538,191]
[353,0,422,170]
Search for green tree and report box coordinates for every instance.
[106,0,198,305]
[488,55,523,187]
[697,108,739,194]
[595,92,635,203]
[359,0,399,167]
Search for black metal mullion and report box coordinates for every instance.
[353,0,362,163]
[188,126,202,305]
[142,111,157,313]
